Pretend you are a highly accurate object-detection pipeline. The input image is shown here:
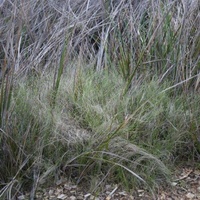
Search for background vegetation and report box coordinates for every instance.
[0,0,199,199]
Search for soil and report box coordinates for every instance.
[17,166,200,200]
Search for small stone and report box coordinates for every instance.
[89,195,95,200]
[77,195,83,200]
[69,196,76,200]
[57,194,68,199]
[17,195,25,200]
[186,192,195,199]
[84,193,91,199]
[171,182,178,186]
[49,195,56,199]
[49,189,54,195]
[118,191,127,196]
[56,188,63,195]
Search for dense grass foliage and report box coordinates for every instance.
[0,0,199,199]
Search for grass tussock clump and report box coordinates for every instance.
[62,68,200,160]
[0,0,200,199]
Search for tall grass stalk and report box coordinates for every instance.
[51,36,69,108]
[0,67,13,126]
